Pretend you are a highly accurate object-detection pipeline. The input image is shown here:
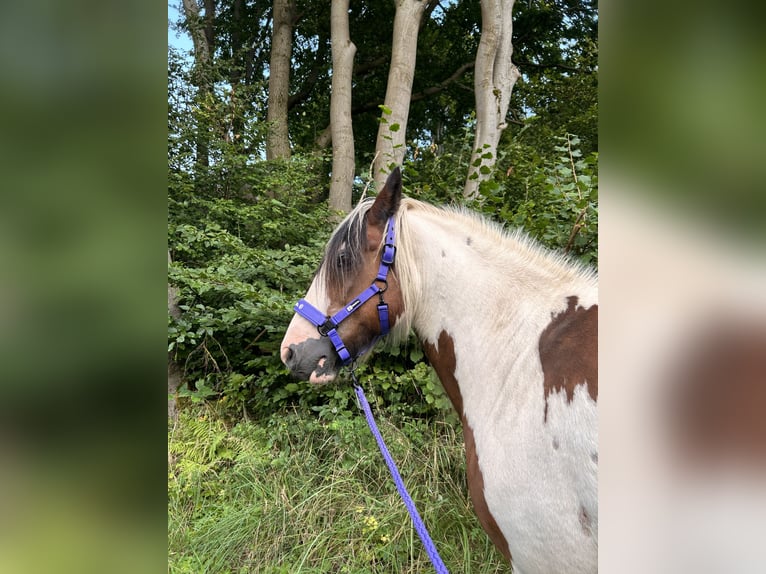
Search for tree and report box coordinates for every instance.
[371,0,434,191]
[170,0,597,204]
[328,0,356,214]
[266,0,297,159]
[168,250,182,420]
[181,0,215,172]
[463,0,520,198]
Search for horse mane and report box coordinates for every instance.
[319,196,597,347]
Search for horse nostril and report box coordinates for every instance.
[283,346,294,365]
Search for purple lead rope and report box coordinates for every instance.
[352,374,450,574]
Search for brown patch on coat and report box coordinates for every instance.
[667,320,766,470]
[539,296,598,422]
[423,330,512,562]
[423,331,462,415]
[463,416,513,561]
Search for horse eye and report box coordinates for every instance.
[336,252,351,269]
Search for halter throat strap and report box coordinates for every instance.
[294,216,397,365]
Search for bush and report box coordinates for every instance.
[499,133,598,266]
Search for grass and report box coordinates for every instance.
[168,401,510,573]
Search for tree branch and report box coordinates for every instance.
[514,59,581,73]
[421,0,441,28]
[314,61,475,149]
[354,54,389,78]
[411,61,474,102]
[287,33,329,110]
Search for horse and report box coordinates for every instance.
[280,167,598,574]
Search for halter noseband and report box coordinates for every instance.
[293,216,397,366]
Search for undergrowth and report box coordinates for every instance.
[168,403,509,573]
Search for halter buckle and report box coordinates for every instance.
[381,244,396,266]
[317,318,336,337]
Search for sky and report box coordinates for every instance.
[168,2,193,55]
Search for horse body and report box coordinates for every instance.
[398,204,598,574]
[281,169,598,574]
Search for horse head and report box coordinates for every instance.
[280,167,405,383]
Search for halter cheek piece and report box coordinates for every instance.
[294,216,397,366]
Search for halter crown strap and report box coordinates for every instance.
[293,216,396,365]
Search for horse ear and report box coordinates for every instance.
[368,166,402,228]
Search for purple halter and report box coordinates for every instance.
[293,216,397,366]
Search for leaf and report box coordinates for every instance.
[409,347,423,362]
[378,104,392,116]
[389,123,400,132]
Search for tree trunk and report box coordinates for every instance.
[168,251,182,420]
[228,0,245,151]
[328,0,357,214]
[463,0,520,199]
[266,0,296,160]
[182,0,211,80]
[182,0,214,172]
[372,0,430,191]
[314,59,473,152]
[203,0,215,54]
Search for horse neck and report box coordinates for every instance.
[399,206,596,409]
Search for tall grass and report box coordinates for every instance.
[168,402,509,573]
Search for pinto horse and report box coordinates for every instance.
[280,168,598,574]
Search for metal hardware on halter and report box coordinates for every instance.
[293,216,397,366]
[317,318,336,337]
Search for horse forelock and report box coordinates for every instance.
[318,198,375,298]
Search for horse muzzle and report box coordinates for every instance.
[281,336,341,384]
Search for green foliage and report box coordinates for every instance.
[402,129,598,266]
[170,0,597,175]
[474,133,598,266]
[511,134,598,265]
[168,4,597,570]
[402,122,477,205]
